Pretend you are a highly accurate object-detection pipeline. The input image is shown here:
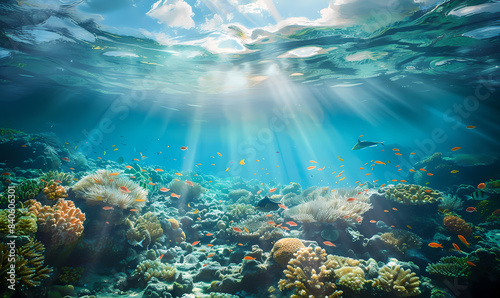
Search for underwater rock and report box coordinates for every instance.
[194,264,223,282]
[142,281,172,298]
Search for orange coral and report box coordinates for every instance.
[271,238,305,266]
[43,181,68,201]
[26,199,85,246]
[443,216,472,237]
[167,218,179,229]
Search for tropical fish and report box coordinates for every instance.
[466,125,476,129]
[406,225,412,229]
[244,227,249,233]
[136,238,145,247]
[61,157,70,162]
[394,152,402,156]
[206,233,213,236]
[307,166,316,170]
[110,173,119,176]
[180,146,188,150]
[239,159,245,165]
[278,204,288,210]
[409,169,416,172]
[428,242,443,248]
[135,199,146,202]
[392,207,398,211]
[369,220,376,223]
[458,235,469,247]
[192,241,200,245]
[338,155,344,161]
[267,221,275,225]
[493,209,500,215]
[427,173,434,176]
[207,254,214,258]
[129,209,139,212]
[286,221,297,226]
[383,210,389,213]
[309,160,317,163]
[102,206,114,210]
[467,261,476,267]
[346,198,356,202]
[323,241,336,247]
[451,147,462,151]
[269,188,277,192]
[374,161,386,165]
[352,139,384,150]
[170,193,181,198]
[206,244,213,247]
[244,256,256,260]
[155,168,164,172]
[450,170,459,173]
[232,227,242,232]
[160,188,170,192]
[148,182,155,186]
[119,186,131,193]
[452,243,461,253]
[186,180,194,187]
[466,207,477,213]
[477,183,486,189]
[133,158,139,161]
[194,209,199,214]
[125,166,133,169]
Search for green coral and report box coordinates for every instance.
[0,128,25,136]
[426,256,470,278]
[39,171,75,186]
[0,179,45,207]
[0,239,52,290]
[383,184,442,205]
[0,208,37,236]
[476,200,500,222]
[133,260,175,282]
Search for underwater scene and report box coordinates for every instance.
[1,0,500,297]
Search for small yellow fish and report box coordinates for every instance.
[338,155,344,161]
[244,227,249,233]
[450,170,459,174]
[114,148,118,151]
[240,159,245,165]
[225,168,229,172]
[194,209,199,214]
[406,225,412,229]
[188,203,191,208]
[217,152,222,156]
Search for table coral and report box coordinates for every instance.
[271,238,305,266]
[426,256,470,278]
[43,181,68,201]
[380,229,422,254]
[0,239,52,290]
[72,169,148,209]
[443,216,472,237]
[133,260,175,282]
[0,208,37,236]
[125,211,164,248]
[26,199,86,246]
[383,184,442,205]
[278,246,343,298]
[372,264,421,297]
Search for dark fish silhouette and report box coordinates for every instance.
[256,196,280,211]
[352,139,384,150]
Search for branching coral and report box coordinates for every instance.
[278,247,343,298]
[380,229,422,254]
[372,264,421,297]
[271,238,306,266]
[284,188,372,224]
[383,184,442,205]
[443,216,472,237]
[0,239,52,290]
[0,208,37,236]
[325,255,368,292]
[72,169,148,209]
[426,256,470,278]
[133,260,175,282]
[26,199,85,246]
[125,212,163,248]
[39,171,75,186]
[43,181,68,201]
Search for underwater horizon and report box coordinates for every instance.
[1,0,500,297]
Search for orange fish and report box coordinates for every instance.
[380,184,386,187]
[256,190,262,194]
[244,256,256,260]
[369,220,376,223]
[174,173,183,176]
[392,208,398,211]
[206,233,214,236]
[383,210,389,213]
[359,167,364,170]
[451,147,462,151]
[61,157,70,162]
[477,183,486,189]
[160,188,170,192]
[129,209,139,212]
[492,209,500,215]
[180,146,188,150]
[269,188,277,193]
[1,173,10,176]
[119,186,131,193]
[102,206,114,210]
[346,198,356,202]
[400,180,407,183]
[155,168,164,172]
[309,160,318,163]
[424,189,432,193]
[281,226,290,231]
[185,180,194,187]
[148,182,155,186]
[133,158,139,161]
[410,152,416,155]
[170,193,180,198]
[427,173,434,176]
[375,161,386,165]
[458,235,469,247]
[452,243,461,253]
[467,261,476,267]
[428,242,443,248]
[267,221,276,225]
[392,148,400,151]
[207,254,214,258]
[192,241,200,245]
[286,221,297,226]
[244,227,249,233]
[130,176,136,179]
[278,204,288,210]
[323,241,336,247]
[159,254,164,260]
[391,179,397,182]
[206,244,214,247]
[54,180,62,184]
[307,166,316,170]
[232,227,242,232]
[318,166,325,171]
[394,152,402,156]
[69,168,75,170]
[466,125,476,129]
[110,173,119,176]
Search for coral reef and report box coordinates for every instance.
[443,216,472,237]
[282,182,302,196]
[278,246,343,298]
[26,198,86,246]
[125,212,164,248]
[270,238,305,266]
[438,194,463,212]
[0,208,37,236]
[325,255,368,292]
[426,256,470,278]
[72,169,148,209]
[227,204,256,220]
[0,179,45,206]
[380,229,422,254]
[42,181,68,201]
[0,239,52,289]
[372,264,421,296]
[58,266,85,285]
[383,184,442,205]
[168,179,204,202]
[284,188,372,223]
[39,171,75,186]
[133,260,176,282]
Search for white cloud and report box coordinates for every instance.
[238,0,268,14]
[200,13,226,31]
[147,0,195,29]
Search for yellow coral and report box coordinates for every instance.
[384,184,442,205]
[372,264,421,297]
[26,199,85,246]
[0,208,37,236]
[126,212,163,247]
[42,181,68,201]
[167,218,179,229]
[334,266,367,292]
[271,238,305,266]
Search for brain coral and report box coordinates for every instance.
[26,199,85,246]
[443,216,472,237]
[383,184,442,205]
[72,169,148,209]
[271,238,305,266]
